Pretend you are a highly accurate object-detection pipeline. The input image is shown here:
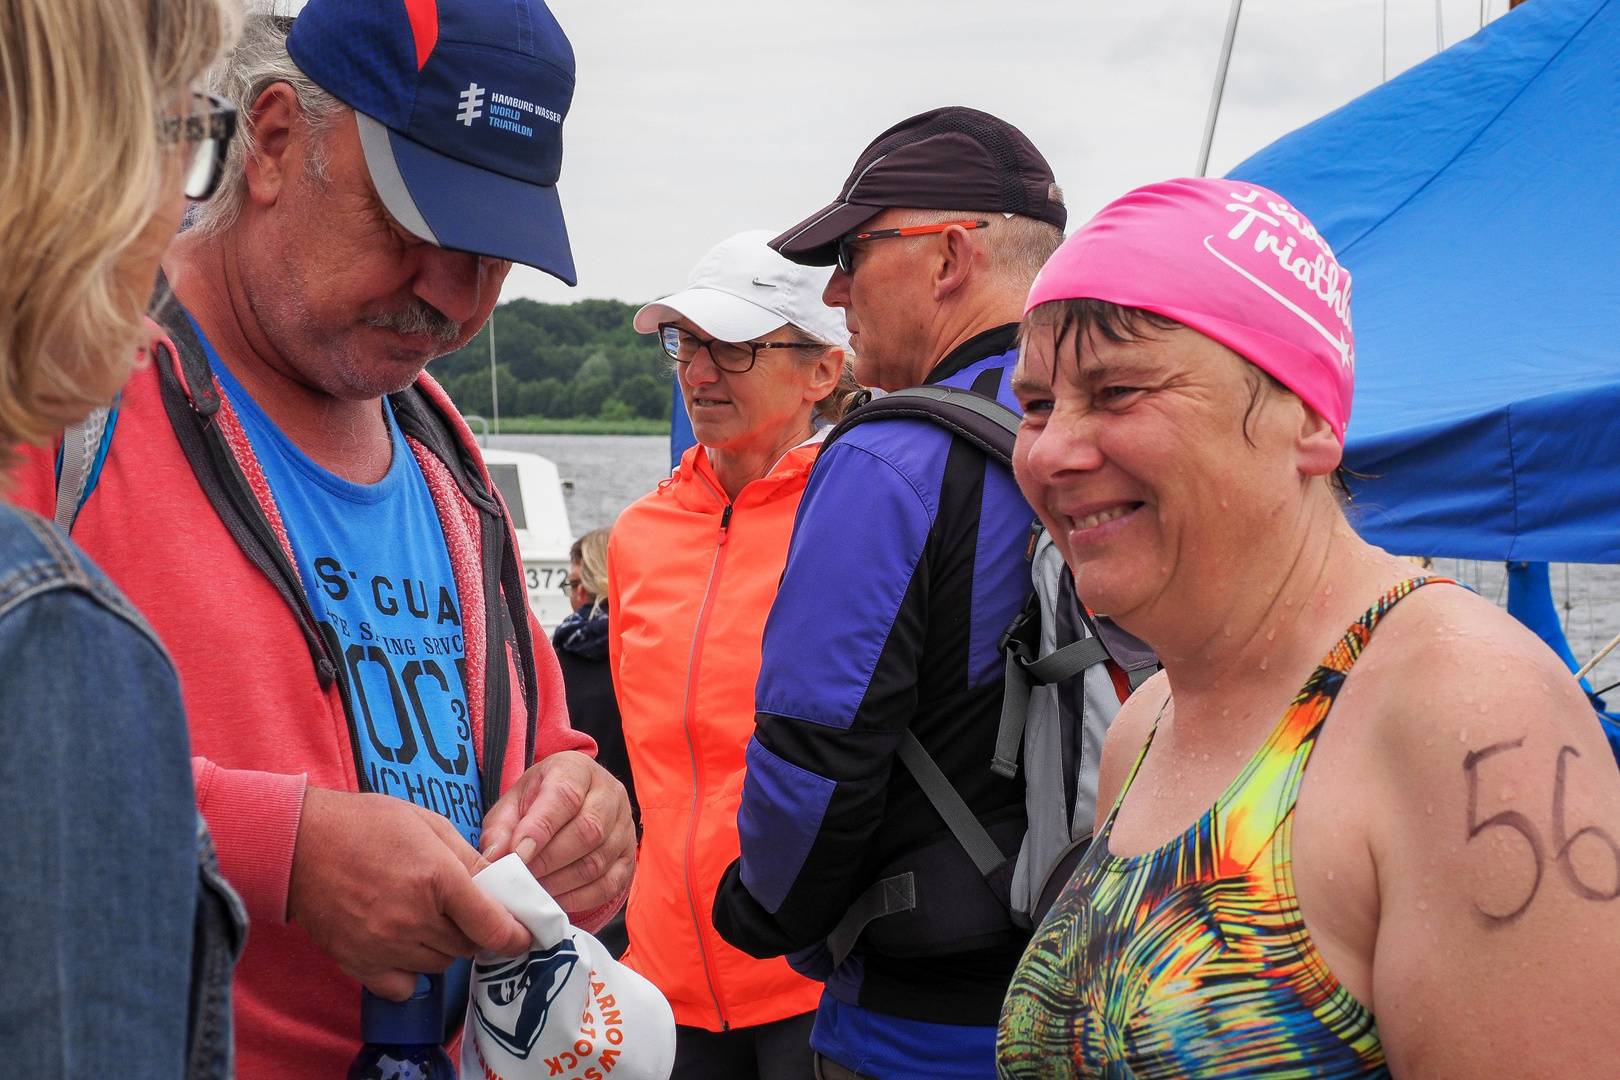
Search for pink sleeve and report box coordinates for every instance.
[6,441,60,518]
[192,757,307,924]
[570,892,628,936]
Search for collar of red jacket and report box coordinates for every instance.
[666,434,823,512]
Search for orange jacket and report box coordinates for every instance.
[608,440,824,1031]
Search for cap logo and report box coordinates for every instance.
[455,82,561,138]
[1205,188,1354,371]
[457,82,485,127]
[751,278,777,288]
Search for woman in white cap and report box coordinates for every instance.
[606,231,861,1080]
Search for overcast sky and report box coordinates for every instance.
[285,0,1515,305]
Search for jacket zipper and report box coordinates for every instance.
[679,500,733,1030]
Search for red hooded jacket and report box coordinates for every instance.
[7,309,620,1078]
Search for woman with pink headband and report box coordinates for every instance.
[996,178,1620,1078]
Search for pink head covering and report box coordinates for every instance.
[1025,177,1354,442]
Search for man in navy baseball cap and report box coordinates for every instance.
[288,0,577,282]
[17,4,639,1077]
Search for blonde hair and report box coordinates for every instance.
[570,526,611,613]
[814,356,865,427]
[0,0,240,458]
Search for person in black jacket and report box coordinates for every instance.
[711,107,1067,1080]
[553,526,637,825]
[553,526,635,958]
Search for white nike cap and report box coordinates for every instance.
[633,231,850,350]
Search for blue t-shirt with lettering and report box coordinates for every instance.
[203,331,485,846]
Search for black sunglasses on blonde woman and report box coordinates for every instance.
[158,91,237,201]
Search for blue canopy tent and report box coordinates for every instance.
[667,0,1619,735]
[1229,0,1620,746]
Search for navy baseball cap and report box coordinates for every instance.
[287,0,577,285]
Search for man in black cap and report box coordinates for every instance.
[713,107,1065,1080]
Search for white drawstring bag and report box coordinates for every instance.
[463,854,675,1080]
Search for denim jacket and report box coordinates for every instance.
[0,503,246,1079]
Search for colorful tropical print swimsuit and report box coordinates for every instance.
[997,578,1449,1079]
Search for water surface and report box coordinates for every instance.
[490,435,1620,699]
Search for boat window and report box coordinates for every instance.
[488,463,527,530]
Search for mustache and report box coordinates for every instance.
[363,300,461,343]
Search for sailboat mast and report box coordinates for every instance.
[1196,0,1244,177]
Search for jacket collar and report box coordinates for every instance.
[668,434,822,512]
[924,322,1021,385]
[149,284,537,800]
[152,276,503,521]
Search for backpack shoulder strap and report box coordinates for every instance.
[895,729,1009,878]
[819,381,1025,963]
[54,404,117,531]
[1083,608,1160,691]
[152,295,339,693]
[819,385,1020,468]
[824,728,1015,967]
[392,386,539,799]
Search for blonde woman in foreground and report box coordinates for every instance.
[0,0,241,1076]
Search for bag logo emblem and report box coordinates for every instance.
[472,941,580,1059]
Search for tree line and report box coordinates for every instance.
[432,298,673,422]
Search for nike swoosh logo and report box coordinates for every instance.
[752,278,778,288]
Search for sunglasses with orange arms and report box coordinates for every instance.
[836,219,990,274]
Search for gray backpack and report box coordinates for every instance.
[819,386,1158,965]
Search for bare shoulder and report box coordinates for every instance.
[1093,670,1171,835]
[1347,579,1618,868]
[1350,580,1612,774]
[1341,579,1620,1075]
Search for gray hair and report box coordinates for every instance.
[191,9,348,236]
[892,186,1067,285]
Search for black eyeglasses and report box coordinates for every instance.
[659,323,823,374]
[560,576,581,595]
[159,92,238,202]
[835,219,989,275]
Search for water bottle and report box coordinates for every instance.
[347,973,456,1080]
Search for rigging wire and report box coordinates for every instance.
[1196,0,1244,177]
[1436,0,1446,51]
[1383,0,1389,82]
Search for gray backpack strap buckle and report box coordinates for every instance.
[991,580,1114,780]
